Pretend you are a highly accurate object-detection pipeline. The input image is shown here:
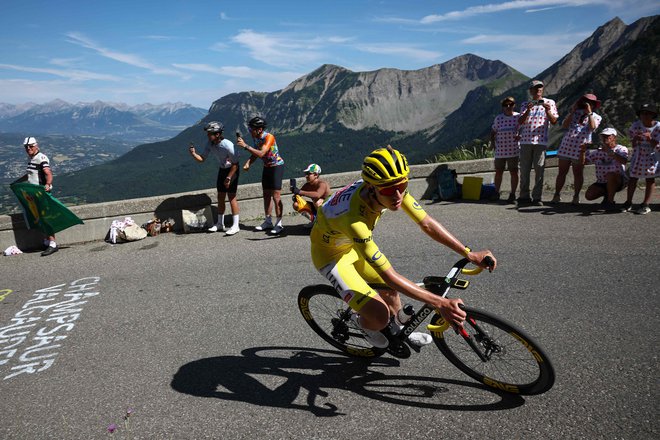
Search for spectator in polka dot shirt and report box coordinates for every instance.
[622,103,658,215]
[552,93,602,205]
[580,127,628,212]
[517,80,559,206]
[489,96,520,203]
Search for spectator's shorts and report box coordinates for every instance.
[216,167,239,193]
[593,178,626,193]
[494,157,519,171]
[557,154,581,165]
[262,164,285,190]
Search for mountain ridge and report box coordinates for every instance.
[7,15,660,209]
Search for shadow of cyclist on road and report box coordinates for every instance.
[170,346,524,416]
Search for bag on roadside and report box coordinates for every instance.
[436,167,459,200]
[108,217,147,243]
[117,224,148,242]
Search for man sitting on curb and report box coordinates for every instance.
[291,163,331,226]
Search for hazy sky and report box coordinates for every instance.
[1,0,657,109]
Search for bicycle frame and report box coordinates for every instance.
[384,258,486,357]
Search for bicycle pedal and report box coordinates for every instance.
[406,340,422,354]
[386,340,412,359]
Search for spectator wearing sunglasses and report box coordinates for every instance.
[517,80,559,206]
[291,163,331,227]
[237,116,286,234]
[489,96,521,203]
[551,94,602,205]
[309,146,496,349]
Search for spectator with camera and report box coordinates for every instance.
[290,163,331,227]
[517,80,559,206]
[237,116,286,234]
[551,93,602,205]
[189,121,241,235]
[580,127,628,212]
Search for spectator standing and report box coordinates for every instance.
[291,163,331,226]
[581,128,628,212]
[489,96,520,203]
[237,117,286,234]
[552,94,602,205]
[622,103,659,214]
[189,121,241,235]
[517,80,559,206]
[22,137,58,256]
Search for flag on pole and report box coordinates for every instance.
[10,182,83,236]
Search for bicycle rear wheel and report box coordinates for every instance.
[297,284,386,358]
[430,307,555,395]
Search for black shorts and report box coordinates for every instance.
[216,167,239,193]
[593,178,626,193]
[262,165,285,190]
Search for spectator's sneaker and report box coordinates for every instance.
[407,332,433,347]
[571,194,580,205]
[255,219,273,231]
[41,246,58,257]
[621,201,632,212]
[208,222,225,233]
[634,204,651,215]
[506,194,516,203]
[550,194,561,204]
[350,314,389,348]
[516,197,532,205]
[531,199,543,206]
[225,225,240,236]
[269,225,284,235]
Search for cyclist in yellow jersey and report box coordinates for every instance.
[310,146,497,348]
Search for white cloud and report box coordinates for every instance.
[0,63,121,82]
[65,32,186,77]
[230,30,349,68]
[461,31,591,48]
[420,1,611,23]
[460,31,591,75]
[173,63,301,84]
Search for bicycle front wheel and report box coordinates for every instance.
[430,307,555,395]
[297,284,386,358]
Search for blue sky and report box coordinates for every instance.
[1,0,658,109]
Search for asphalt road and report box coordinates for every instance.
[0,199,658,439]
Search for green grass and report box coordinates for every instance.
[428,139,494,163]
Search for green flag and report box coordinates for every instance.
[10,182,83,236]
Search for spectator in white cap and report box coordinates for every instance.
[580,128,628,212]
[21,137,58,256]
[290,163,331,227]
[517,79,559,206]
[622,103,659,215]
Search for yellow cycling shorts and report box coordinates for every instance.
[315,247,387,312]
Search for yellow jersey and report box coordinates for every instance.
[310,180,427,273]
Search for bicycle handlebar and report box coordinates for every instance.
[459,255,495,276]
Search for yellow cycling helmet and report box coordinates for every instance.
[361,145,409,186]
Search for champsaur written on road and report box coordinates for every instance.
[0,277,100,380]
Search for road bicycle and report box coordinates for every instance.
[297,258,555,395]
